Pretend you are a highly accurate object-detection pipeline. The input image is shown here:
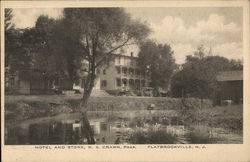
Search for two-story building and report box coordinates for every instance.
[73,52,151,94]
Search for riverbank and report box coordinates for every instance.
[5,95,212,121]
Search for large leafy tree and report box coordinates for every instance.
[62,8,150,105]
[50,16,87,86]
[5,8,16,68]
[5,9,36,79]
[137,40,175,93]
[30,15,60,89]
[61,8,150,143]
[7,16,58,84]
[171,45,243,99]
[5,10,51,78]
[18,15,86,89]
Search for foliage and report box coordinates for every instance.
[137,40,175,91]
[5,8,14,31]
[32,15,86,85]
[5,8,16,68]
[5,28,36,78]
[171,45,243,98]
[130,130,177,144]
[61,8,150,106]
[187,105,243,133]
[5,13,58,80]
[187,125,216,144]
[194,44,206,59]
[5,8,150,94]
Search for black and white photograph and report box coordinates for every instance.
[2,4,246,146]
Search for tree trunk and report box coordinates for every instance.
[80,75,95,144]
[80,34,97,144]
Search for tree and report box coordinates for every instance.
[49,17,87,87]
[5,8,15,68]
[5,10,46,78]
[5,23,35,79]
[61,8,150,143]
[62,8,150,104]
[137,40,175,94]
[194,44,205,59]
[5,8,14,31]
[171,46,243,100]
[20,15,87,90]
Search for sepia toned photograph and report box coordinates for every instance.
[3,5,244,146]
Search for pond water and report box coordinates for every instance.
[5,111,190,145]
[5,111,242,144]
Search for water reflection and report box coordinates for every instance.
[6,114,191,145]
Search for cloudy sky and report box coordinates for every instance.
[11,7,243,64]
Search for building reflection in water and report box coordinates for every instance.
[5,116,188,145]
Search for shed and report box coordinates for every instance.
[215,71,243,104]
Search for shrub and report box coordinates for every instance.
[130,130,177,144]
[187,125,218,144]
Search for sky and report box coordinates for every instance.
[11,7,243,64]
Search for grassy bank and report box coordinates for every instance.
[5,95,212,110]
[5,95,211,121]
[185,105,243,133]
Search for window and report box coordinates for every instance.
[129,79,134,88]
[129,68,134,76]
[127,58,131,66]
[122,67,127,75]
[55,78,59,86]
[101,80,107,88]
[116,66,121,74]
[116,78,121,87]
[101,122,107,131]
[118,57,121,64]
[131,59,135,66]
[103,69,106,75]
[116,57,121,65]
[135,69,140,76]
[135,79,140,89]
[141,80,145,87]
[122,78,127,87]
[123,58,127,66]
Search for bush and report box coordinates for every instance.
[187,125,218,144]
[130,130,177,144]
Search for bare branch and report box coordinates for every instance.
[95,38,135,68]
[98,33,113,48]
[85,34,92,75]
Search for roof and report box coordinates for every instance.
[216,71,243,81]
[111,53,138,59]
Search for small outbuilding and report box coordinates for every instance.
[215,71,243,105]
